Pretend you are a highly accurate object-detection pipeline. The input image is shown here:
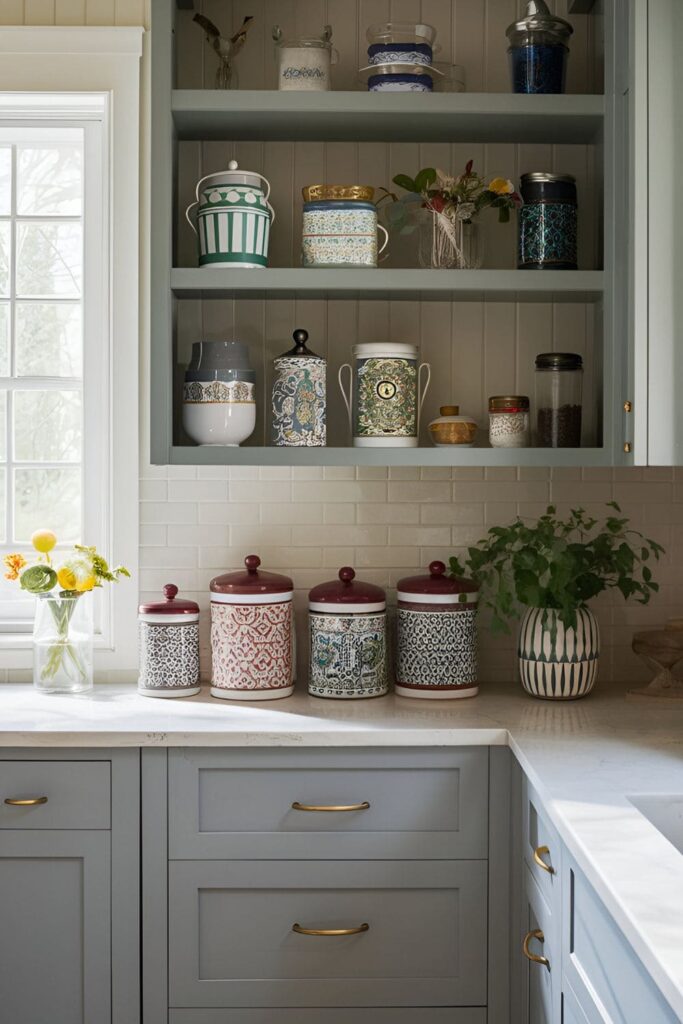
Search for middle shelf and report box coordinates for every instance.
[170,268,605,303]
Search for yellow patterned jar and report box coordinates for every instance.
[428,405,478,447]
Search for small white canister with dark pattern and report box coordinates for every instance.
[395,561,479,699]
[138,584,201,698]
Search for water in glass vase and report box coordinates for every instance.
[33,592,93,693]
[417,209,483,269]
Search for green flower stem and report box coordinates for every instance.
[40,595,86,683]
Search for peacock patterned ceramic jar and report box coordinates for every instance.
[396,561,479,699]
[138,584,201,698]
[339,343,431,448]
[271,329,326,447]
[210,555,295,701]
[308,567,387,699]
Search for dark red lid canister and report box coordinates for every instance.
[210,554,293,597]
[397,560,478,604]
[309,567,386,612]
[139,583,200,616]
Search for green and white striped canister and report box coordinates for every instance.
[517,606,599,700]
[197,186,272,268]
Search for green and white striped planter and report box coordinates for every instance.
[195,186,272,268]
[518,606,600,700]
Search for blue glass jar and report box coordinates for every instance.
[506,0,573,95]
[518,172,578,271]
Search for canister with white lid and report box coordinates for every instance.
[138,584,201,697]
[308,567,387,699]
[396,561,479,699]
[210,555,295,700]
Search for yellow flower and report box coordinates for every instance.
[488,177,515,196]
[3,553,27,581]
[31,529,57,554]
[57,566,77,591]
[57,559,97,593]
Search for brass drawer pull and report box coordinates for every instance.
[4,796,48,806]
[533,844,555,875]
[291,801,370,812]
[292,922,369,937]
[523,929,550,970]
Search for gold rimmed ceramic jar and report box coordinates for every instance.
[302,184,375,202]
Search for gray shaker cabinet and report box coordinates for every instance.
[0,750,140,1024]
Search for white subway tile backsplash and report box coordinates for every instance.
[135,465,682,686]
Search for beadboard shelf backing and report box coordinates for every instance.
[169,445,610,468]
[170,268,605,303]
[171,91,605,145]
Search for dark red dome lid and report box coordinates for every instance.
[210,554,293,595]
[397,560,478,595]
[309,566,386,604]
[139,583,200,615]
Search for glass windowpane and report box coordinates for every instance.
[17,143,82,216]
[16,222,82,298]
[14,467,80,543]
[0,221,10,297]
[0,147,11,216]
[16,303,82,377]
[0,305,8,375]
[0,468,5,542]
[13,390,81,463]
[0,390,5,460]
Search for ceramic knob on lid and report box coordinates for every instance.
[138,584,201,698]
[210,555,295,702]
[308,567,387,700]
[396,561,479,700]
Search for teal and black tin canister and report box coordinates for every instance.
[271,328,326,446]
[395,561,479,700]
[308,567,387,699]
[518,172,577,270]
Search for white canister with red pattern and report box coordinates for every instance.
[209,554,295,701]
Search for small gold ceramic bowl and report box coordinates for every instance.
[429,405,478,447]
[302,184,375,202]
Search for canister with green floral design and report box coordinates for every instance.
[308,567,387,699]
[185,159,275,269]
[338,342,431,447]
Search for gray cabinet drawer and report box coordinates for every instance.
[524,864,558,1024]
[0,761,110,829]
[523,778,561,918]
[564,854,679,1023]
[168,749,488,859]
[169,860,487,1008]
[169,1011,487,1024]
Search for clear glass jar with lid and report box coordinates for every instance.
[506,0,573,94]
[488,396,530,448]
[535,352,583,447]
[273,25,337,91]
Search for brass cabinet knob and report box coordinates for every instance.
[533,844,555,875]
[4,796,48,806]
[523,929,550,969]
[291,801,370,812]
[292,922,369,936]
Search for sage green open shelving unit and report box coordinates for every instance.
[151,0,631,467]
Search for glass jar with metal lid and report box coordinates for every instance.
[138,584,200,698]
[308,567,387,699]
[518,172,577,270]
[535,352,583,447]
[506,0,573,94]
[488,396,530,448]
[396,561,479,700]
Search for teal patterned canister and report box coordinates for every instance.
[186,160,275,269]
[271,329,326,447]
[308,567,387,699]
[518,171,577,270]
[339,343,431,448]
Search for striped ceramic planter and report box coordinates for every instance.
[196,188,272,268]
[518,606,600,700]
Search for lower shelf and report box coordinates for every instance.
[168,445,612,467]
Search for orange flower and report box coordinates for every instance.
[3,553,27,581]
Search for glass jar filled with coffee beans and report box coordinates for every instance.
[488,395,530,448]
[535,352,583,447]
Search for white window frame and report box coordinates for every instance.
[0,28,142,677]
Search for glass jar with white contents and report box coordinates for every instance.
[488,395,530,448]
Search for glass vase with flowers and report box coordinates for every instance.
[4,530,130,694]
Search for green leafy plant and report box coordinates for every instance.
[449,503,664,634]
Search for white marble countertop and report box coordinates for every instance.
[1,681,683,1017]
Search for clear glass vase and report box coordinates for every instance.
[417,210,484,269]
[33,593,93,694]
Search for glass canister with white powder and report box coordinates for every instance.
[488,395,530,448]
[273,25,337,91]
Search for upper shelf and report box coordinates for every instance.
[171,91,605,145]
[170,268,605,303]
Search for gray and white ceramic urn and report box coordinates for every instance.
[396,561,479,699]
[518,606,599,700]
[138,584,201,697]
[271,329,326,446]
[308,567,387,699]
